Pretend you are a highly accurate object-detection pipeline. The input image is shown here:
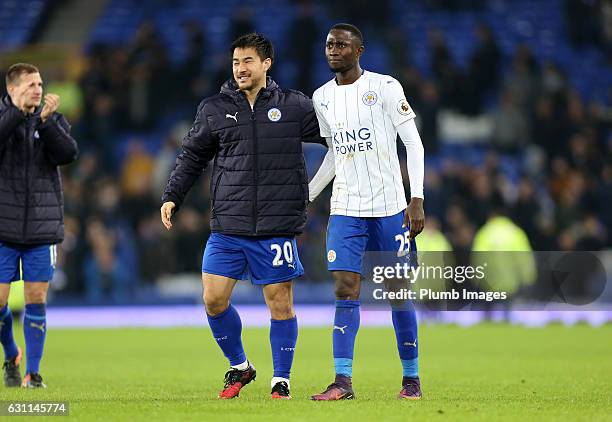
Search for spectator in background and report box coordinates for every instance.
[126,22,170,128]
[573,214,607,250]
[286,0,319,95]
[429,28,462,110]
[564,0,598,48]
[416,80,441,153]
[229,7,255,44]
[444,203,473,267]
[120,140,156,229]
[472,196,536,314]
[181,21,206,81]
[136,212,175,283]
[55,215,83,294]
[512,177,542,242]
[465,168,494,227]
[491,91,530,153]
[175,21,207,109]
[461,24,501,115]
[504,44,540,111]
[469,24,501,94]
[554,170,585,232]
[79,45,116,153]
[152,122,188,200]
[90,94,117,170]
[172,207,209,273]
[386,28,411,77]
[84,217,137,303]
[540,62,568,110]
[532,95,568,158]
[565,131,601,178]
[62,153,99,217]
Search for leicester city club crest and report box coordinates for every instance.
[362,91,378,106]
[268,108,282,122]
[327,250,337,262]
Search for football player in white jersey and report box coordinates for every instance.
[309,23,425,401]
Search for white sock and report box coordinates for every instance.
[231,360,249,371]
[271,377,290,390]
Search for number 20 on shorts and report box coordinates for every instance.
[270,241,294,267]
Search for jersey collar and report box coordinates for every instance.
[334,69,367,86]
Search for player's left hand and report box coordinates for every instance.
[41,93,60,122]
[404,198,424,239]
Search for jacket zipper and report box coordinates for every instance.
[251,109,258,234]
[22,121,30,239]
[250,89,267,234]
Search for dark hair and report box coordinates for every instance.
[231,33,274,63]
[330,23,364,46]
[5,63,39,86]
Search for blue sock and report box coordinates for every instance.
[392,305,419,378]
[270,316,297,379]
[0,305,19,360]
[24,303,46,374]
[206,304,246,366]
[333,300,360,378]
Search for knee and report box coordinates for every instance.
[203,291,229,316]
[266,287,294,320]
[24,289,47,305]
[334,276,360,300]
[268,300,294,320]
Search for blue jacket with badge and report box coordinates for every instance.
[162,77,325,236]
[0,95,78,245]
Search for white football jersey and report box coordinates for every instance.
[312,70,416,217]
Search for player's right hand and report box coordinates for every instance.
[405,198,425,239]
[160,201,176,230]
[11,86,29,112]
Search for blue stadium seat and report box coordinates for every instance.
[0,0,45,51]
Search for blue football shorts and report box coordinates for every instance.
[202,233,304,285]
[0,242,57,283]
[326,210,417,274]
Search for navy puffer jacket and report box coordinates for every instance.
[0,95,78,245]
[163,78,324,236]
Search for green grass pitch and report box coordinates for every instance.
[2,323,611,421]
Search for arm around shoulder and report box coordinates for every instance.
[298,92,327,146]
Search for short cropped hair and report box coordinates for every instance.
[231,33,274,63]
[330,23,364,46]
[5,63,39,86]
